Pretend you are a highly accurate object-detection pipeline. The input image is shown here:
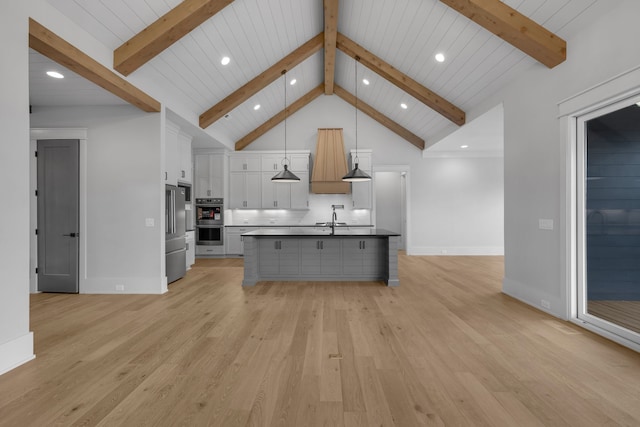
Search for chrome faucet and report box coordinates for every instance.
[330,204,344,235]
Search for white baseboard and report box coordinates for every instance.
[0,332,35,376]
[408,246,504,256]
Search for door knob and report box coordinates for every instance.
[63,232,78,237]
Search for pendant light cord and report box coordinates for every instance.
[354,56,359,163]
[283,69,288,165]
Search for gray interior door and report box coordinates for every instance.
[37,139,79,293]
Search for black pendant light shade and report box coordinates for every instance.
[343,56,371,182]
[342,163,371,182]
[271,164,300,182]
[272,70,300,183]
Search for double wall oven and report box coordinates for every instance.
[195,198,223,246]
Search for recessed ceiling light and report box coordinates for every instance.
[435,53,445,63]
[253,104,261,111]
[224,114,231,119]
[290,78,297,85]
[460,145,469,149]
[221,56,230,65]
[362,78,370,85]
[46,71,64,79]
[400,103,408,109]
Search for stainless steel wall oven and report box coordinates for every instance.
[195,198,223,246]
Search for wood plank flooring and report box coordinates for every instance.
[588,301,640,335]
[1,254,640,426]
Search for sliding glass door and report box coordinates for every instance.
[577,97,640,345]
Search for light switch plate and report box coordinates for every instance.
[538,219,554,230]
[145,218,155,227]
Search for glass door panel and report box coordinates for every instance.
[578,99,640,343]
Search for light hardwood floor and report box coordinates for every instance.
[1,255,640,426]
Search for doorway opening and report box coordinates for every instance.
[374,167,409,251]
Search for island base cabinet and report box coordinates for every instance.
[342,238,386,277]
[299,239,342,275]
[258,238,300,276]
[243,235,398,286]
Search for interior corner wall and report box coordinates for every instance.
[0,3,34,375]
[30,106,165,294]
[472,0,640,319]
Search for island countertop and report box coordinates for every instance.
[241,228,400,237]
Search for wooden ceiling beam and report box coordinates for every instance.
[334,85,425,150]
[29,18,160,113]
[114,0,234,76]
[200,33,324,129]
[439,0,566,68]
[336,33,465,126]
[235,84,325,151]
[323,0,339,95]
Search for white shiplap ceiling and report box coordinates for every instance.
[33,0,603,150]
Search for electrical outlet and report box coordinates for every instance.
[116,284,124,292]
[541,299,551,309]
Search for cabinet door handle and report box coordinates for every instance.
[321,241,323,250]
[165,171,168,180]
[207,190,211,196]
[181,170,185,178]
[362,241,365,250]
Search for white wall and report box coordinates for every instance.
[243,94,504,255]
[0,2,34,375]
[463,0,640,318]
[30,106,165,294]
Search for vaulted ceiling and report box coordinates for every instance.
[31,0,602,150]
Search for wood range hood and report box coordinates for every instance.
[311,128,351,194]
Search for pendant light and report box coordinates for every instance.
[343,56,372,182]
[271,70,300,183]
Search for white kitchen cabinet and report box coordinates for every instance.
[177,132,192,183]
[290,172,309,209]
[229,171,261,208]
[350,150,372,209]
[165,122,180,185]
[261,153,308,172]
[194,153,224,198]
[186,231,195,269]
[290,154,309,172]
[230,155,261,172]
[225,227,259,255]
[262,172,291,208]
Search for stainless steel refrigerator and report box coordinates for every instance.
[166,184,186,283]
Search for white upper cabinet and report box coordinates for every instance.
[262,172,291,208]
[350,149,372,209]
[194,153,224,198]
[177,131,192,183]
[229,171,261,208]
[230,155,261,172]
[165,122,180,185]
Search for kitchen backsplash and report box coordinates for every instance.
[226,194,372,225]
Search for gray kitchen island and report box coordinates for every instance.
[241,228,400,287]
